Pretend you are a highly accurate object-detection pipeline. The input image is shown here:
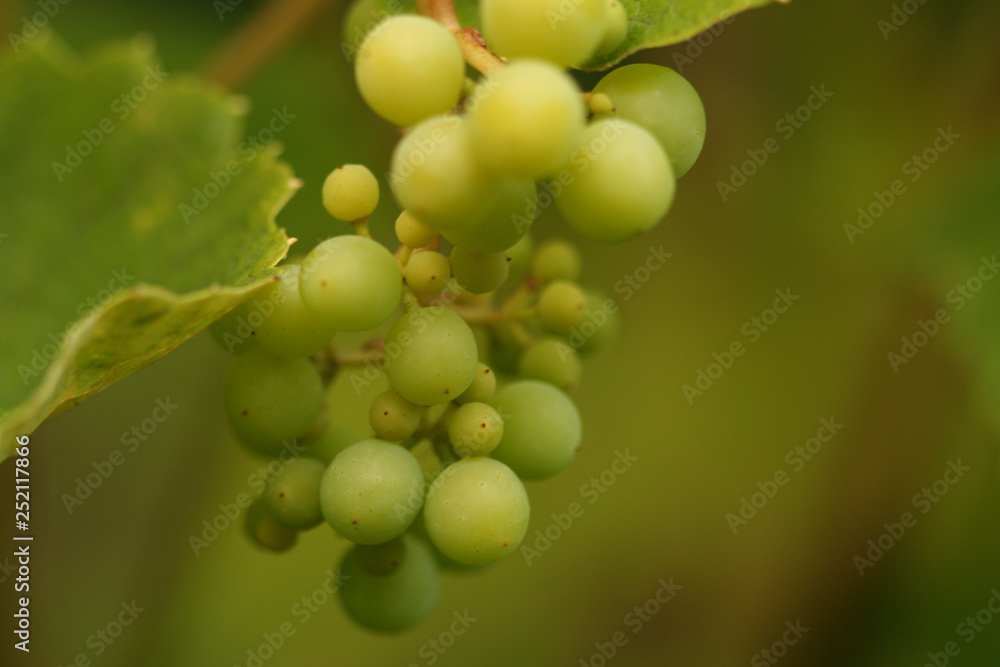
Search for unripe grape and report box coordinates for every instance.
[423,457,529,565]
[480,0,607,68]
[320,439,425,544]
[450,247,510,294]
[322,164,379,221]
[594,64,706,178]
[403,249,451,295]
[253,264,337,359]
[531,239,581,283]
[354,536,408,576]
[263,457,326,530]
[536,280,587,333]
[466,60,586,179]
[302,422,363,465]
[395,210,436,249]
[338,534,439,632]
[210,300,260,356]
[448,402,504,457]
[342,0,397,56]
[439,178,535,254]
[594,0,629,57]
[223,349,324,456]
[556,118,675,242]
[518,338,582,391]
[369,389,422,441]
[504,233,534,286]
[490,380,582,479]
[355,15,465,126]
[299,235,402,331]
[385,307,478,405]
[578,290,621,356]
[245,499,298,552]
[456,362,497,404]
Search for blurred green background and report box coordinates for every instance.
[2,0,1000,665]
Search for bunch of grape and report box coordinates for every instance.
[210,0,705,633]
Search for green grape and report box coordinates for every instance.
[299,235,402,331]
[448,402,504,457]
[439,178,535,254]
[384,307,478,406]
[517,337,582,391]
[322,164,380,221]
[263,457,326,530]
[354,536,408,576]
[423,457,529,565]
[320,439,425,544]
[593,0,628,57]
[450,246,510,294]
[577,290,621,356]
[466,60,586,179]
[338,533,439,632]
[210,300,260,356]
[369,389,422,441]
[409,513,487,573]
[490,380,582,479]
[253,264,337,359]
[355,15,465,126]
[536,279,587,333]
[531,238,581,283]
[556,118,675,242]
[504,233,534,286]
[456,362,497,404]
[390,115,500,229]
[480,0,606,67]
[342,0,396,57]
[245,499,298,552]
[593,64,706,178]
[395,210,436,249]
[223,349,324,456]
[303,422,363,465]
[403,249,451,295]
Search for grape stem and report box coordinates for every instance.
[416,0,504,76]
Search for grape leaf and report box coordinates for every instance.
[0,34,297,458]
[402,0,784,70]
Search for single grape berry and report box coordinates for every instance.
[423,457,529,565]
[593,64,707,178]
[298,235,402,331]
[480,0,607,67]
[518,337,583,391]
[439,178,536,254]
[210,300,260,356]
[322,164,379,221]
[450,247,510,294]
[456,362,497,404]
[355,15,465,126]
[253,264,337,359]
[263,457,326,530]
[531,239,582,283]
[593,0,629,57]
[403,249,451,295]
[448,402,504,457]
[369,389,422,441]
[245,499,298,552]
[222,349,324,456]
[490,380,582,479]
[536,280,588,334]
[395,210,436,249]
[319,439,425,544]
[354,536,408,576]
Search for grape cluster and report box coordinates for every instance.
[210,0,705,633]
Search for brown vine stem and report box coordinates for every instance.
[202,0,336,90]
[417,0,504,76]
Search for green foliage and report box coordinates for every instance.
[0,34,295,456]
